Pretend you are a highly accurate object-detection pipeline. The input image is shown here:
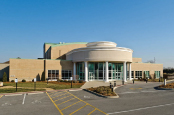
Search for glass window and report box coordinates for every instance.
[48,70,59,80]
[131,71,134,78]
[155,71,160,79]
[62,70,72,80]
[135,71,142,79]
[144,71,149,78]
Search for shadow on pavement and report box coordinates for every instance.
[154,86,173,90]
[83,89,106,98]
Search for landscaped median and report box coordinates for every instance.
[0,81,85,93]
[158,82,174,89]
[86,86,119,98]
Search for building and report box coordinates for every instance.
[0,41,163,82]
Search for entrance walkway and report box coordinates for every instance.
[81,80,133,89]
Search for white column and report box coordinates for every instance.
[123,62,127,82]
[73,62,76,80]
[85,61,88,82]
[129,63,132,80]
[105,61,109,82]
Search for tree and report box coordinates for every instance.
[3,72,7,82]
[154,73,156,79]
[41,71,45,81]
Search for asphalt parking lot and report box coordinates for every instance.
[1,82,174,115]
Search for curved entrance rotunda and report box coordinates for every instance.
[66,41,133,82]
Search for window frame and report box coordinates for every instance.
[62,70,72,80]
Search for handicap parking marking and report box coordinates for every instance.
[48,91,66,97]
[46,90,108,115]
[46,92,64,115]
[52,92,69,98]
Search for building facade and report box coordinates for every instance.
[7,41,163,82]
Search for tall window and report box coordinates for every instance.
[77,62,85,80]
[155,71,160,79]
[135,71,142,78]
[62,70,72,80]
[127,71,134,78]
[131,71,134,78]
[144,71,150,78]
[48,70,59,80]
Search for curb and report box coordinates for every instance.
[0,88,82,96]
[68,89,83,91]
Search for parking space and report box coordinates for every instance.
[0,93,59,115]
[46,90,107,115]
[1,82,174,115]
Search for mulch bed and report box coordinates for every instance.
[87,86,116,96]
[159,82,174,88]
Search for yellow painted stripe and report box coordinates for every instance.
[88,108,96,115]
[46,92,63,115]
[57,98,75,106]
[49,91,65,96]
[69,104,87,115]
[0,95,3,98]
[65,91,107,115]
[61,101,81,111]
[54,95,72,102]
[52,92,68,98]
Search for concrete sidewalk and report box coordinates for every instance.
[80,80,133,89]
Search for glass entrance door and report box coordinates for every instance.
[109,63,123,80]
[88,62,105,81]
[89,72,94,81]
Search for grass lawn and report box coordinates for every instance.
[3,81,84,90]
[0,88,46,93]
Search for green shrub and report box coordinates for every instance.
[11,80,15,82]
[73,80,77,83]
[79,80,83,83]
[2,72,7,82]
[22,79,26,82]
[41,71,45,81]
[64,80,68,82]
[57,79,60,82]
[60,80,64,82]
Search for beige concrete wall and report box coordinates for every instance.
[44,44,51,53]
[45,60,73,79]
[68,50,132,62]
[132,58,142,62]
[51,44,87,59]
[10,59,44,81]
[0,63,9,80]
[131,63,163,79]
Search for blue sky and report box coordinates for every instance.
[0,0,174,67]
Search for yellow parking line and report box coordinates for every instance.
[54,95,72,102]
[65,91,107,115]
[57,98,75,106]
[46,92,63,115]
[0,95,3,98]
[88,108,96,115]
[61,100,81,111]
[49,91,65,96]
[69,104,87,115]
[52,92,68,98]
